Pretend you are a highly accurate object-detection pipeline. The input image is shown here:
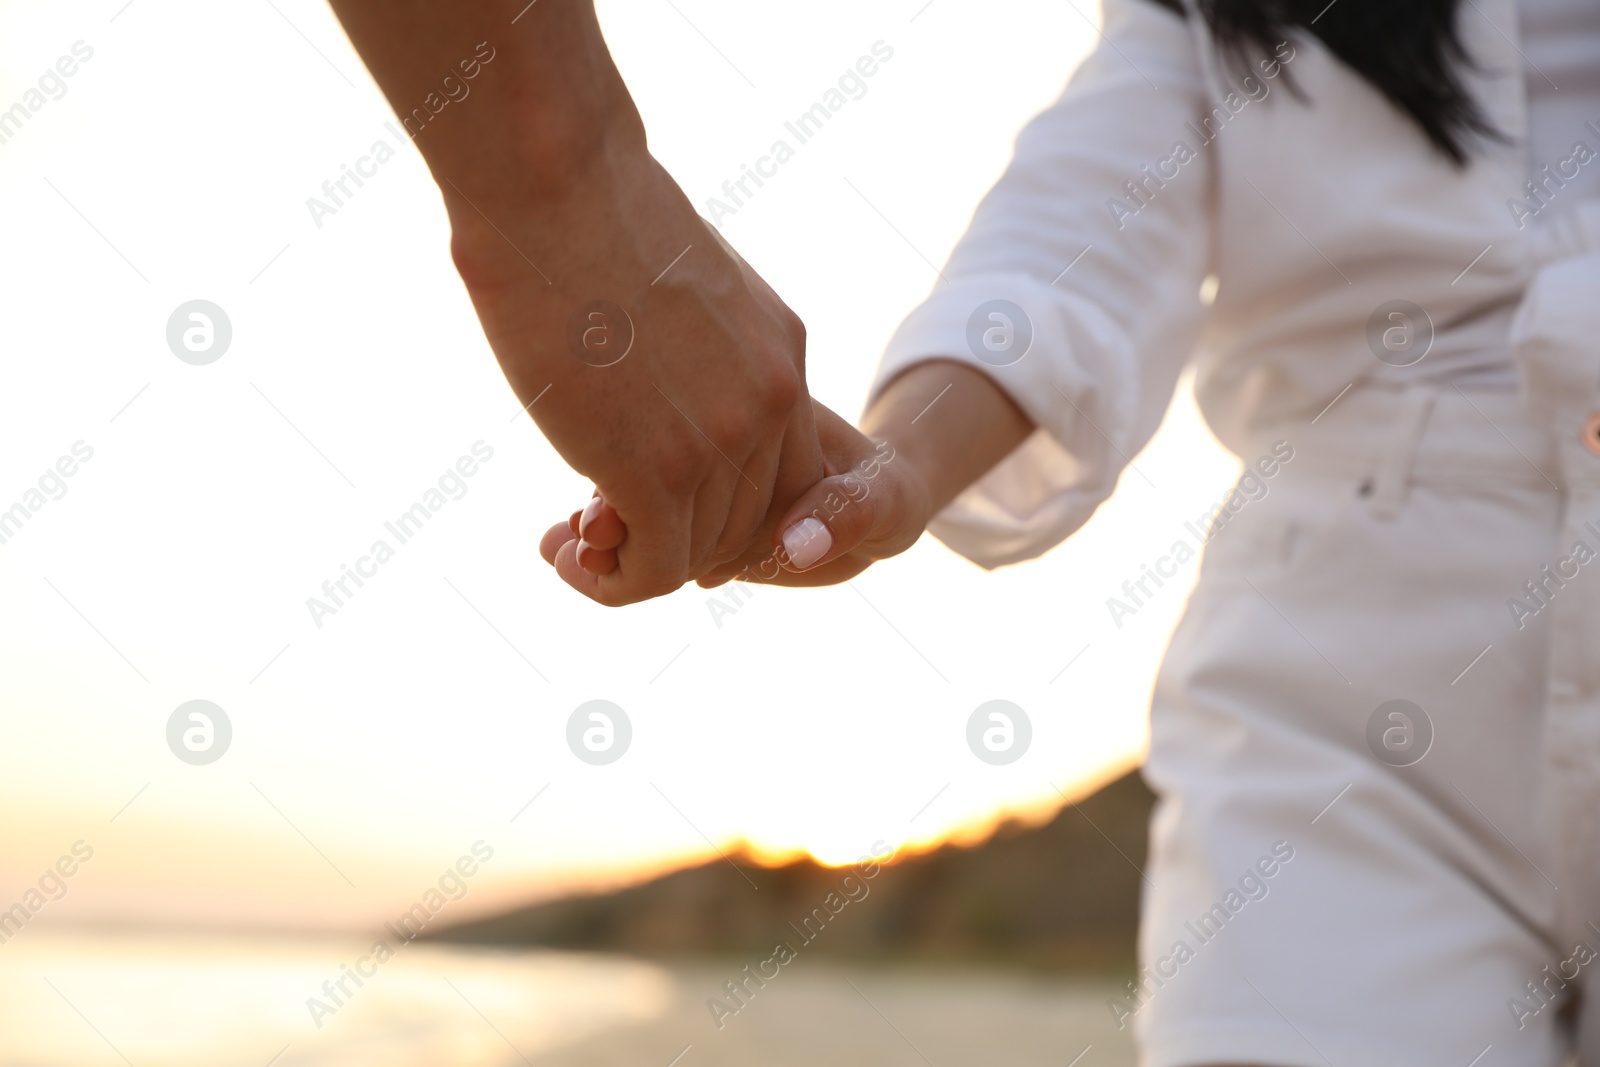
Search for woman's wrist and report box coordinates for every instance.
[862,359,1035,516]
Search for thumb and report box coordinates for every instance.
[772,470,880,574]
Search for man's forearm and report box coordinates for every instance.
[325,0,739,480]
[861,360,1035,516]
[326,0,637,200]
[325,0,824,605]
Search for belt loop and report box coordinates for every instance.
[1369,385,1437,520]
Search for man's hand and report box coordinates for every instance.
[452,172,824,604]
[327,0,824,605]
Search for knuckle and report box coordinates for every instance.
[704,405,755,454]
[653,445,703,496]
[751,313,804,419]
[758,354,802,417]
[779,305,807,354]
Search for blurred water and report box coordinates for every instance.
[0,929,674,1066]
[0,928,1135,1066]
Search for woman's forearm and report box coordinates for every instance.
[861,359,1035,516]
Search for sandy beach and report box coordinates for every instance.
[0,929,1135,1066]
[545,959,1136,1067]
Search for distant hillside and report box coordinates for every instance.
[431,770,1155,971]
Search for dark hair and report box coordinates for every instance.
[1147,0,1499,165]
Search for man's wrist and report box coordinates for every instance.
[443,126,670,293]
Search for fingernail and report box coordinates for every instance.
[576,540,609,574]
[579,495,604,534]
[782,517,831,570]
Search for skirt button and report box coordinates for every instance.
[1585,412,1600,457]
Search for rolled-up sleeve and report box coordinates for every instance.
[865,0,1212,569]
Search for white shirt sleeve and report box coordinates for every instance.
[864,0,1213,569]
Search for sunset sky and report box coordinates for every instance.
[0,0,1238,933]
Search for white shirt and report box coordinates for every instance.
[1522,0,1600,215]
[867,0,1600,568]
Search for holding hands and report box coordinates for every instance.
[542,359,1036,599]
[542,399,933,593]
[324,0,1033,605]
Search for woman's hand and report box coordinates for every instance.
[698,399,933,587]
